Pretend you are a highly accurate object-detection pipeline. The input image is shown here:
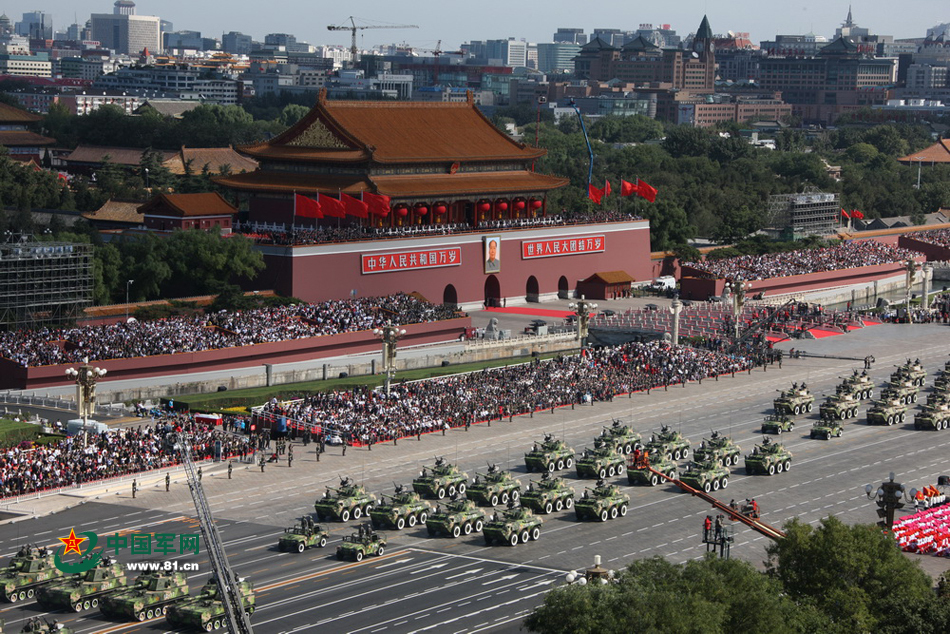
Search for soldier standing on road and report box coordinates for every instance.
[132,479,137,499]
[259,455,266,473]
[165,473,171,492]
[197,467,202,482]
[227,461,233,479]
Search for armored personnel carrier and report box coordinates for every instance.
[574,479,630,522]
[773,382,814,416]
[0,545,64,603]
[466,465,521,507]
[36,557,126,613]
[761,414,795,435]
[744,438,793,476]
[810,417,843,440]
[592,420,642,455]
[370,484,434,530]
[19,618,71,633]
[837,370,874,400]
[892,358,926,386]
[427,497,487,537]
[412,457,469,500]
[692,431,741,467]
[99,570,189,622]
[520,472,575,514]
[819,393,860,420]
[927,389,950,408]
[165,577,255,632]
[866,397,908,426]
[915,403,950,431]
[277,517,329,552]
[644,425,691,461]
[314,477,377,522]
[881,380,919,405]
[575,445,625,479]
[524,434,575,472]
[482,503,543,546]
[626,453,677,486]
[679,460,730,493]
[336,525,387,561]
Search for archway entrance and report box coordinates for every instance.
[443,284,458,308]
[558,275,570,299]
[484,275,501,308]
[526,276,540,303]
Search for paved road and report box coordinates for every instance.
[2,322,950,633]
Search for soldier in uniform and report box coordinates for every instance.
[132,479,137,498]
[165,473,171,491]
[228,460,233,479]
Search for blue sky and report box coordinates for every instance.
[8,0,947,51]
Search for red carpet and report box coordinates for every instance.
[766,334,789,343]
[862,319,883,326]
[808,328,843,339]
[483,307,581,318]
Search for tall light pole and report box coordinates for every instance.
[65,358,107,425]
[905,260,919,324]
[568,295,598,349]
[126,279,134,322]
[565,555,615,586]
[865,472,916,530]
[670,297,682,345]
[373,323,406,396]
[724,278,752,340]
[913,156,924,190]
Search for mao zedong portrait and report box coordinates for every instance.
[485,238,501,273]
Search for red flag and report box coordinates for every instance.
[841,209,850,219]
[318,193,346,218]
[636,178,657,203]
[294,193,322,219]
[852,210,864,220]
[604,180,612,199]
[341,192,369,218]
[364,191,391,216]
[588,183,603,205]
[620,179,638,197]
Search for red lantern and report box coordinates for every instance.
[531,199,543,209]
[497,201,508,211]
[434,204,447,214]
[479,202,491,212]
[515,200,526,210]
[416,205,428,216]
[396,207,409,217]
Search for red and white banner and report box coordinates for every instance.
[521,235,605,259]
[361,247,462,274]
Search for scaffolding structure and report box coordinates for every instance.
[765,188,840,240]
[0,236,93,331]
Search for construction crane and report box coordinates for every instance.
[327,16,418,65]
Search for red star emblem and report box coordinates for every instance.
[58,529,86,556]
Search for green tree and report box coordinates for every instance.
[160,230,264,298]
[662,126,712,158]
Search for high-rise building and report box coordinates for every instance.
[15,11,52,40]
[91,1,161,55]
[223,31,253,55]
[537,42,581,73]
[553,28,586,45]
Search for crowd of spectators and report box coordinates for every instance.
[258,341,751,446]
[905,229,950,249]
[0,294,460,368]
[683,241,920,280]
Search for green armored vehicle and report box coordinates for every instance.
[680,460,730,493]
[99,571,189,622]
[866,397,908,426]
[819,393,860,420]
[482,503,543,546]
[412,457,469,500]
[927,389,950,408]
[915,403,950,431]
[838,370,874,400]
[810,417,843,440]
[626,453,676,486]
[761,414,795,435]
[521,472,575,514]
[165,577,255,632]
[19,618,71,633]
[277,517,329,552]
[427,497,487,537]
[592,420,642,455]
[36,556,126,613]
[892,358,927,386]
[524,434,575,472]
[692,431,742,467]
[574,479,630,522]
[336,525,386,561]
[314,476,377,522]
[933,369,950,391]
[370,484,434,530]
[744,438,793,476]
[575,445,626,479]
[773,382,814,416]
[0,544,65,603]
[466,465,521,507]
[644,425,691,461]
[881,380,919,405]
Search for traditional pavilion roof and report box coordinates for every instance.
[579,36,617,53]
[82,199,144,225]
[819,37,859,56]
[582,271,635,284]
[0,101,42,124]
[621,36,661,54]
[138,192,238,217]
[0,130,55,147]
[162,146,258,175]
[898,140,950,165]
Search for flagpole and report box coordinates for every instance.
[292,190,296,238]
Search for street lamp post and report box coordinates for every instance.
[670,297,682,345]
[565,555,615,586]
[905,259,919,324]
[64,358,107,425]
[864,471,917,530]
[568,295,598,349]
[724,278,752,340]
[913,156,924,190]
[125,279,134,322]
[144,167,149,189]
[373,323,406,396]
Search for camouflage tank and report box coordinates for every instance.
[679,460,730,493]
[892,358,927,386]
[335,525,387,562]
[574,479,630,522]
[99,570,189,622]
[412,457,469,500]
[934,369,950,391]
[773,382,814,416]
[524,434,575,473]
[810,417,843,440]
[426,497,487,538]
[837,370,874,400]
[36,556,127,613]
[927,389,950,408]
[643,425,691,461]
[692,431,742,467]
[592,420,642,455]
[866,397,908,426]
[0,544,65,603]
[744,438,793,476]
[575,445,625,479]
[466,465,522,507]
[881,380,919,405]
[819,393,860,420]
[164,577,255,632]
[520,472,575,514]
[277,517,329,552]
[482,503,543,547]
[761,414,795,435]
[626,453,677,486]
[370,484,434,530]
[313,476,377,522]
[915,403,950,431]
[19,618,71,633]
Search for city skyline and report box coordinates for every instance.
[3,0,946,52]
